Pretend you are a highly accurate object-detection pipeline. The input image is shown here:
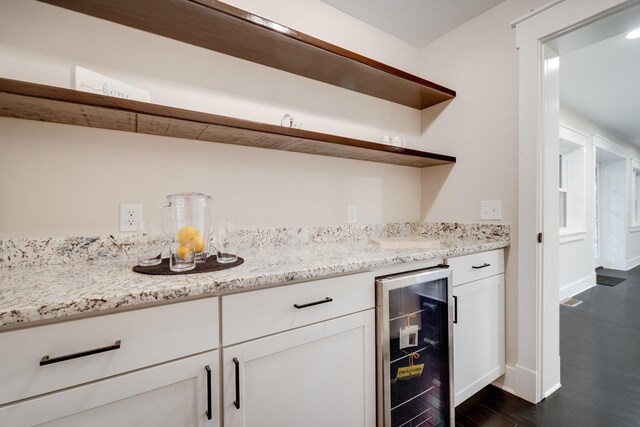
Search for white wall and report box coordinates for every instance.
[559,107,640,274]
[415,0,544,391]
[0,0,424,238]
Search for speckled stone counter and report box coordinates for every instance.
[0,222,509,329]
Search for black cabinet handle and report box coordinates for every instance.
[40,340,121,366]
[233,357,240,409]
[453,296,458,324]
[205,365,212,420]
[294,297,333,309]
[472,263,491,269]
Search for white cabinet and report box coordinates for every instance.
[222,310,376,427]
[0,350,220,427]
[453,273,505,405]
[0,297,218,405]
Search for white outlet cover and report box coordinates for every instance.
[480,200,502,221]
[120,203,142,232]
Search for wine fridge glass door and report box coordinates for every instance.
[377,267,453,427]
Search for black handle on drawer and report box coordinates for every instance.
[233,357,240,409]
[294,297,333,309]
[205,365,212,420]
[472,263,491,269]
[453,296,458,324]
[40,340,121,366]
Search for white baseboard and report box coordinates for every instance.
[492,364,515,394]
[513,364,538,403]
[544,382,561,398]
[626,255,640,271]
[559,273,596,301]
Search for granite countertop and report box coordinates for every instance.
[0,234,509,329]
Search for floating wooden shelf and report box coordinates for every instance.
[38,0,456,110]
[0,78,456,168]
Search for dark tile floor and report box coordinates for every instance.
[455,266,640,426]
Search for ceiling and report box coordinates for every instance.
[560,31,640,147]
[319,0,507,48]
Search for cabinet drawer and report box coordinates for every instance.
[0,297,218,405]
[447,249,504,286]
[222,272,374,346]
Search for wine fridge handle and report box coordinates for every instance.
[453,296,458,324]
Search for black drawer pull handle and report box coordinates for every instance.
[205,365,212,420]
[453,296,458,324]
[233,357,240,409]
[294,297,333,309]
[40,340,121,366]
[472,263,491,269]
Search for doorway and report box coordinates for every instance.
[515,0,640,403]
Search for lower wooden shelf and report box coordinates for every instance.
[0,78,456,168]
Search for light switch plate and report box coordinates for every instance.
[480,200,502,221]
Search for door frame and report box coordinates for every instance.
[594,159,601,267]
[514,0,638,403]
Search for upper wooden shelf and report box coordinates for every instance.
[39,0,456,110]
[0,78,456,168]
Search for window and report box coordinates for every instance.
[559,154,568,229]
[558,125,586,238]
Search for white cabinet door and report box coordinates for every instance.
[453,274,505,406]
[0,351,220,427]
[223,310,375,427]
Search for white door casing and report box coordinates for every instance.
[515,0,636,403]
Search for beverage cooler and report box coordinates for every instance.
[376,265,454,426]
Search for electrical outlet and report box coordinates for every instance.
[480,200,502,221]
[347,205,358,224]
[120,203,142,232]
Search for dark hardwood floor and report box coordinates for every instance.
[455,266,640,426]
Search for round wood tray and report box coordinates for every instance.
[132,256,244,275]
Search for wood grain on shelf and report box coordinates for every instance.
[38,0,455,110]
[0,78,456,168]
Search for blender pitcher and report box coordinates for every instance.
[161,193,213,270]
